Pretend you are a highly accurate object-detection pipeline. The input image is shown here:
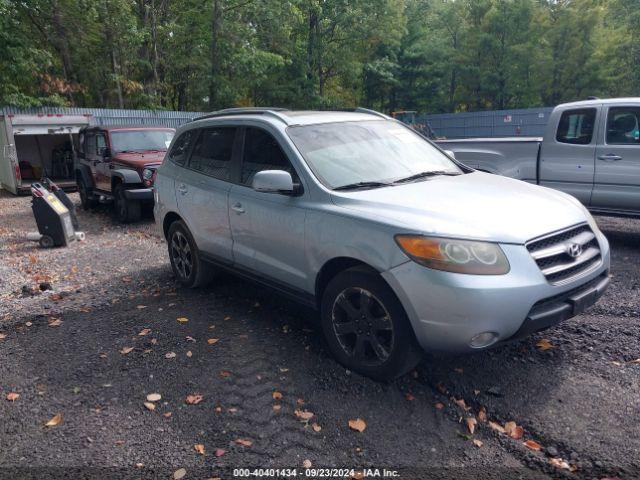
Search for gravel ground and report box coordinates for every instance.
[0,191,638,479]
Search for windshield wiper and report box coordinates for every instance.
[392,170,461,184]
[333,181,395,191]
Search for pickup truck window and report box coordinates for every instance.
[556,108,596,145]
[606,107,640,145]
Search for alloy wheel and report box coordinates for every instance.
[331,287,394,366]
[170,230,193,280]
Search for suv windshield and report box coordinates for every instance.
[287,120,461,189]
[111,130,175,153]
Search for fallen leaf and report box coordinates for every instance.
[194,444,205,455]
[146,393,161,402]
[173,468,187,480]
[523,439,541,451]
[272,391,283,400]
[45,413,62,427]
[186,336,196,343]
[143,402,156,411]
[219,370,231,378]
[549,457,572,470]
[488,421,506,434]
[215,448,226,457]
[466,417,477,434]
[29,254,37,264]
[296,398,304,405]
[0,333,6,340]
[348,418,367,432]
[536,339,553,351]
[150,338,158,345]
[273,405,282,412]
[302,459,312,468]
[138,328,151,336]
[6,392,20,402]
[48,318,63,327]
[435,402,445,410]
[165,352,176,359]
[235,438,253,447]
[223,316,232,321]
[185,394,203,405]
[207,338,219,345]
[120,347,134,355]
[186,351,193,358]
[136,305,147,309]
[504,421,524,440]
[135,463,144,469]
[177,317,188,324]
[629,359,640,364]
[228,407,238,413]
[294,409,314,421]
[454,367,464,374]
[454,398,469,410]
[405,393,416,401]
[472,439,483,448]
[312,422,322,432]
[477,406,487,423]
[473,389,480,395]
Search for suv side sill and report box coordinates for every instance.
[200,252,317,309]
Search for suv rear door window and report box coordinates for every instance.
[606,107,640,145]
[556,108,597,145]
[189,127,236,181]
[167,130,196,166]
[241,127,294,185]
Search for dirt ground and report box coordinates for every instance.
[0,191,638,480]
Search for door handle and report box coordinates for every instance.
[177,183,188,195]
[598,154,622,161]
[231,202,245,214]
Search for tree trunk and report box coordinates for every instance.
[50,1,75,103]
[209,0,223,109]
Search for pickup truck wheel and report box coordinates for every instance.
[167,220,214,288]
[78,178,97,210]
[114,184,141,223]
[320,267,423,381]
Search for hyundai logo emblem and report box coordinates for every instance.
[566,243,583,258]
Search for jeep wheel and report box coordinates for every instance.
[78,177,97,210]
[167,220,213,288]
[321,267,423,381]
[114,184,141,223]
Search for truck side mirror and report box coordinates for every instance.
[100,147,111,160]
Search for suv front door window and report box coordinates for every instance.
[228,127,307,287]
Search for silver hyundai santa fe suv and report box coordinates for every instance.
[154,108,610,380]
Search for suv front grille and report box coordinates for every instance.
[526,224,601,285]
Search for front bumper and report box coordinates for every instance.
[382,232,610,352]
[124,188,154,201]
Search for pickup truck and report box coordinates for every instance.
[436,98,640,218]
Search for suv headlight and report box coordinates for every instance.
[395,235,510,275]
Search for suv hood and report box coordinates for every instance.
[112,151,166,169]
[330,172,588,244]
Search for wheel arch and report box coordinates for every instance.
[315,257,380,308]
[162,211,183,240]
[111,169,142,190]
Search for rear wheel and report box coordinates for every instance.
[167,220,214,288]
[321,267,423,381]
[114,184,141,223]
[78,177,97,210]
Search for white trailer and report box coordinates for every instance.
[0,114,91,194]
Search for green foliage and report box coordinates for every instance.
[1,0,638,112]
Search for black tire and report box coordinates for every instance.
[114,183,141,223]
[78,176,97,210]
[320,267,423,381]
[167,220,214,288]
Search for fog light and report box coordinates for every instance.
[469,332,499,349]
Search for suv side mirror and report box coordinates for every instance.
[99,147,111,160]
[252,170,295,194]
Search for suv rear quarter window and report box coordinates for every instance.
[556,108,597,145]
[189,127,236,180]
[167,130,196,166]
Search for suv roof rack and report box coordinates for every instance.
[354,107,392,120]
[192,107,291,124]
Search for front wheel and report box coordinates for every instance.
[167,220,213,288]
[78,177,97,210]
[114,184,141,223]
[320,267,424,381]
